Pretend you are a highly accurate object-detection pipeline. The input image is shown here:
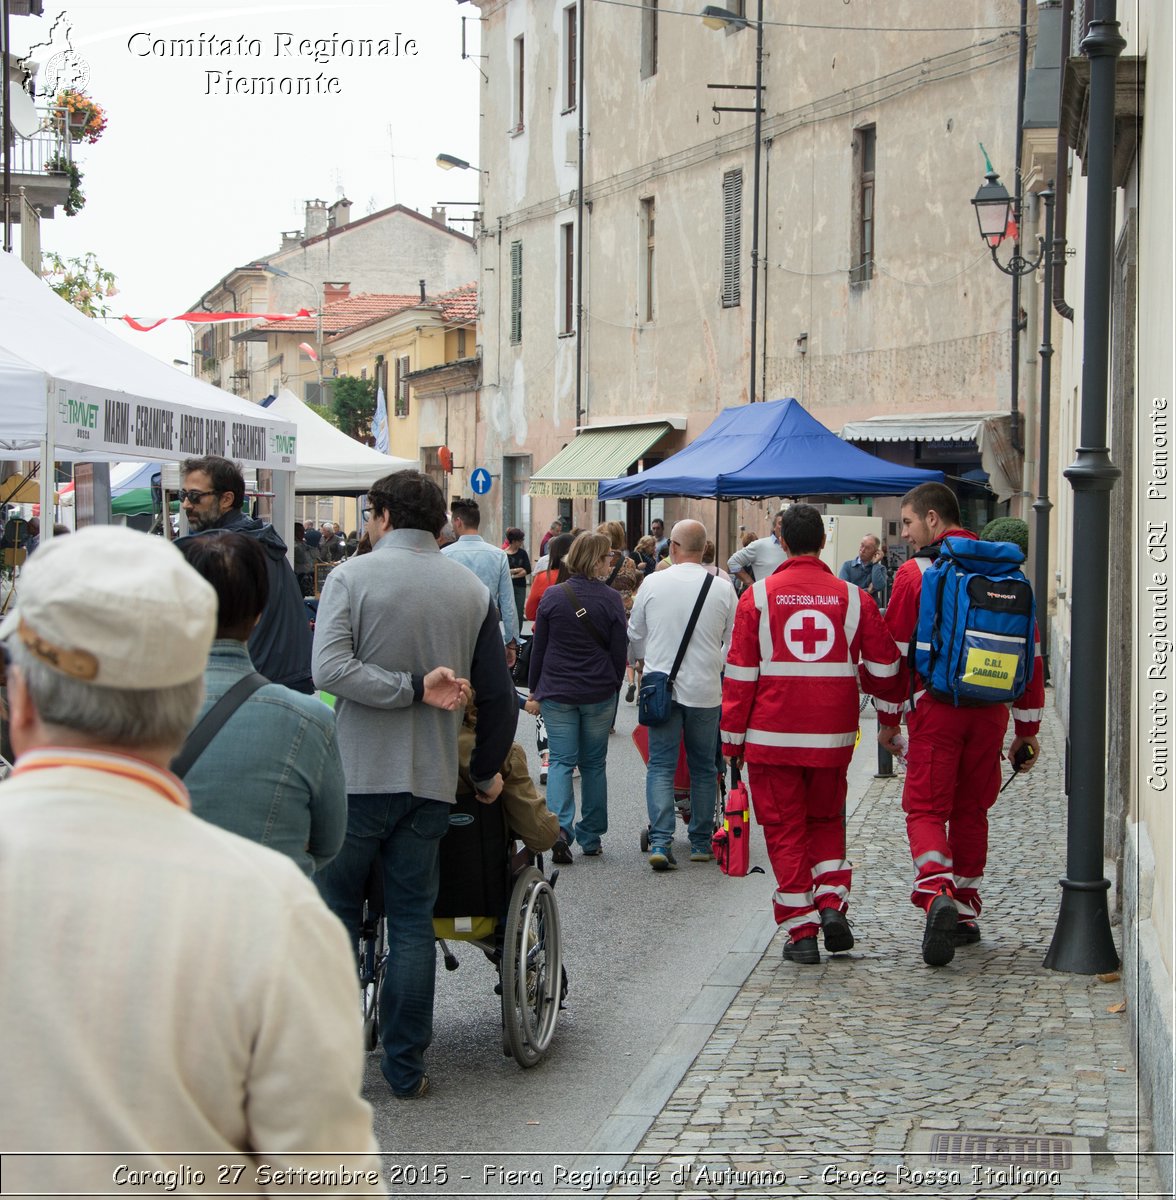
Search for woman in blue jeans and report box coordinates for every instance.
[527,531,628,862]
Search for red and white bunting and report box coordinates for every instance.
[120,308,315,332]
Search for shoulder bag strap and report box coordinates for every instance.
[668,573,715,685]
[170,671,268,779]
[560,582,611,651]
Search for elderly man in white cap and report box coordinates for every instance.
[0,527,382,1196]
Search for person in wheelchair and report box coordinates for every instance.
[456,698,558,854]
[361,699,565,1072]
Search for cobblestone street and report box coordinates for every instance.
[623,699,1167,1197]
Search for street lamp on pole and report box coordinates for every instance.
[435,153,479,173]
[263,263,324,402]
[971,173,1055,657]
[702,3,765,405]
[971,169,1046,276]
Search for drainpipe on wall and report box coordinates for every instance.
[1052,0,1076,322]
[573,0,586,430]
[1009,0,1030,453]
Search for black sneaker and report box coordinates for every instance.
[922,893,958,966]
[552,837,573,865]
[819,907,854,953]
[783,936,821,965]
[954,921,981,945]
[625,683,636,702]
[393,1074,429,1099]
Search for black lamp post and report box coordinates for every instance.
[1043,0,1123,975]
[702,3,764,404]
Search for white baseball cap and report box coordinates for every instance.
[0,526,217,689]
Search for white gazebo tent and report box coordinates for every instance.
[0,250,299,540]
[264,388,417,492]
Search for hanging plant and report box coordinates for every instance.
[54,88,108,145]
[45,154,85,216]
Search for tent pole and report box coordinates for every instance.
[38,439,54,545]
[272,470,296,566]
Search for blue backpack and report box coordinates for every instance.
[913,536,1036,707]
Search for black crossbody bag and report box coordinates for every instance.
[560,581,611,651]
[170,672,267,779]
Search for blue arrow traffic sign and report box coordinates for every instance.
[470,468,492,495]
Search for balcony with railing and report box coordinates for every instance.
[2,105,77,218]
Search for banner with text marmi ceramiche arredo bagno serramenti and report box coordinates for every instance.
[52,384,297,469]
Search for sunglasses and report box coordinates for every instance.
[177,488,218,504]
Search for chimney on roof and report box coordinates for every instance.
[328,198,352,230]
[279,230,302,251]
[304,199,329,238]
[431,206,446,226]
[323,282,351,304]
[419,279,427,303]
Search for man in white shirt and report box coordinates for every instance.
[0,527,381,1195]
[629,520,737,869]
[727,507,787,588]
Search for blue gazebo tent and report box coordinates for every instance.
[597,398,943,500]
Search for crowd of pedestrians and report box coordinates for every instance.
[0,463,1045,1181]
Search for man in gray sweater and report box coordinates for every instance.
[312,470,517,1099]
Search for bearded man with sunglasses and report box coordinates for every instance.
[177,456,313,693]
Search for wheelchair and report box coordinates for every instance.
[357,790,565,1070]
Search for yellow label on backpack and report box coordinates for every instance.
[962,648,1018,690]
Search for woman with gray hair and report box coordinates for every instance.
[526,531,627,862]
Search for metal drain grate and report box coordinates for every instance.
[930,1132,1081,1170]
[906,1130,1093,1181]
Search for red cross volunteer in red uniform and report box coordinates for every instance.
[721,505,904,965]
[877,483,1045,967]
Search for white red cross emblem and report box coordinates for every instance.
[783,609,835,661]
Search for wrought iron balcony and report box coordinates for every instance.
[2,105,77,219]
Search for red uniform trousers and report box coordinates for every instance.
[902,696,1009,918]
[747,763,851,942]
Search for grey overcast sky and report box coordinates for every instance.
[13,1,482,367]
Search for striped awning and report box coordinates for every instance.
[528,423,672,499]
[839,411,1020,502]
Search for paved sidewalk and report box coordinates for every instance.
[620,700,1167,1197]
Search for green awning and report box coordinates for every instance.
[528,423,672,499]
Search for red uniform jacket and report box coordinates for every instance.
[721,556,905,769]
[880,529,1045,737]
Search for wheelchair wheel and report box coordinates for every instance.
[358,903,387,1054]
[501,866,562,1068]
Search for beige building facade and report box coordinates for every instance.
[472,0,1037,552]
[190,201,476,405]
[326,284,478,471]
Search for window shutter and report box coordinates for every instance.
[510,241,523,345]
[722,169,742,308]
[395,355,411,417]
